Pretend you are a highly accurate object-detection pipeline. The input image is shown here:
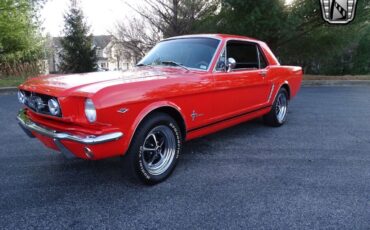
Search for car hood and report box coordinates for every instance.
[19,67,190,97]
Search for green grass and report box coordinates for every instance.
[0,76,27,88]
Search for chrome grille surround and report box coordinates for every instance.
[19,90,62,117]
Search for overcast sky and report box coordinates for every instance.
[41,0,293,37]
[41,0,137,36]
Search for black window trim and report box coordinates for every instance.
[257,45,269,69]
[213,39,270,73]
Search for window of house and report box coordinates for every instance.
[96,47,103,57]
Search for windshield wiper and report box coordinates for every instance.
[160,61,189,71]
[136,63,149,67]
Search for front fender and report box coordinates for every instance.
[123,100,186,154]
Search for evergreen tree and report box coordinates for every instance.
[59,3,97,73]
[352,27,370,74]
[193,0,370,75]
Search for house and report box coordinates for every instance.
[48,35,134,73]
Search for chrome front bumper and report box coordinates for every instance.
[17,109,123,158]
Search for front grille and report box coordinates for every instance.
[21,90,62,117]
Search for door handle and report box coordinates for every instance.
[259,70,267,77]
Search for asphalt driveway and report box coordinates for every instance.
[0,86,369,229]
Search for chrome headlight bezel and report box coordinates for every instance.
[84,99,97,123]
[17,90,26,104]
[48,98,61,116]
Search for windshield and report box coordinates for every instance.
[138,38,220,71]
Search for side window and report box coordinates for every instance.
[227,41,267,70]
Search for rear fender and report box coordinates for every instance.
[269,80,289,104]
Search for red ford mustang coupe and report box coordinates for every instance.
[17,34,302,184]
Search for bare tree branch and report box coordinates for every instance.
[113,0,218,62]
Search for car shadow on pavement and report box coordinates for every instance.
[39,118,265,187]
[182,118,265,156]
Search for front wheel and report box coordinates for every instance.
[124,112,182,185]
[264,88,289,127]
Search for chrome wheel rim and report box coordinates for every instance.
[141,125,176,176]
[275,93,287,123]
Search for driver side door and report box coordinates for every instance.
[212,40,272,121]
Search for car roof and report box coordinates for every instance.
[163,34,261,43]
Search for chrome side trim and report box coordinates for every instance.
[270,81,290,104]
[267,84,275,103]
[17,109,123,145]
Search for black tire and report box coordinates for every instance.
[123,112,182,185]
[263,88,289,127]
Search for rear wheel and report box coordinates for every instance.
[264,88,289,127]
[124,112,182,185]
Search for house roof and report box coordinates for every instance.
[93,35,113,49]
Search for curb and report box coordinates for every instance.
[302,80,370,86]
[0,87,17,94]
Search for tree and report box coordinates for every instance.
[0,0,45,77]
[115,16,161,63]
[114,0,218,62]
[59,3,97,73]
[274,0,370,74]
[128,0,219,38]
[115,0,370,74]
[194,0,370,74]
[196,0,287,49]
[352,26,370,74]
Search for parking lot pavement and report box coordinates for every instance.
[0,86,370,229]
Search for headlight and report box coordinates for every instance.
[48,98,60,116]
[85,99,96,122]
[17,90,26,104]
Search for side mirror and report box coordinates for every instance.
[227,58,236,72]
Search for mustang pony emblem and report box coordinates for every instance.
[320,0,357,24]
[191,110,204,121]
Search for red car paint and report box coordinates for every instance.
[18,34,302,160]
